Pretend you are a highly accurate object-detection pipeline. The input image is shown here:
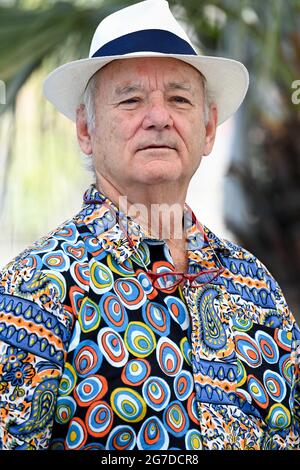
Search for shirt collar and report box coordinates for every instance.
[77,184,234,265]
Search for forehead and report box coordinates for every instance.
[95,57,204,92]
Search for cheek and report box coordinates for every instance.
[106,115,138,147]
[194,126,206,149]
[191,115,206,146]
[178,118,205,152]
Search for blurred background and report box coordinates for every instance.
[0,0,299,320]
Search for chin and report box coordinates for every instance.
[138,172,181,185]
[137,161,182,183]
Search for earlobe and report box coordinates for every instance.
[76,105,93,155]
[203,104,218,156]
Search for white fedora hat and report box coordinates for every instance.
[43,0,249,125]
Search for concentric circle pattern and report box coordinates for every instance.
[187,393,200,425]
[130,242,150,267]
[124,322,156,358]
[232,316,253,332]
[42,250,70,272]
[58,362,77,396]
[156,337,183,376]
[137,416,169,450]
[180,337,192,366]
[98,328,128,367]
[106,426,136,450]
[164,296,190,330]
[82,443,105,450]
[99,293,128,331]
[107,255,135,277]
[49,229,201,450]
[65,418,87,450]
[236,358,247,388]
[73,341,103,378]
[234,323,293,431]
[121,359,151,386]
[70,262,89,289]
[279,354,293,386]
[114,278,146,309]
[86,400,114,437]
[275,329,292,351]
[163,401,190,437]
[55,396,77,424]
[136,270,155,296]
[74,375,108,407]
[142,302,170,336]
[79,297,101,333]
[247,374,269,409]
[185,429,203,450]
[263,370,286,402]
[49,439,65,450]
[90,261,114,294]
[174,371,194,401]
[235,333,262,368]
[44,270,66,301]
[255,330,279,364]
[111,388,147,423]
[142,376,171,411]
[266,403,291,430]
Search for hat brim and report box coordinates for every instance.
[43,52,249,125]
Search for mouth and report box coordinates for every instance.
[138,145,175,151]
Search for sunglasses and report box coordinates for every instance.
[84,196,225,291]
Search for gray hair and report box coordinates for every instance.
[80,77,97,176]
[81,67,213,175]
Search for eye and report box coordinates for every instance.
[119,97,141,107]
[171,96,191,104]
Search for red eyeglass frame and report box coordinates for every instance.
[146,268,225,290]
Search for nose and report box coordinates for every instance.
[142,94,173,131]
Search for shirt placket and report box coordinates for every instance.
[181,244,238,448]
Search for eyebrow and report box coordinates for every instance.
[114,82,194,97]
[165,82,193,93]
[114,84,143,97]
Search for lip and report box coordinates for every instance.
[137,145,175,151]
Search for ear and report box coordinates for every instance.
[76,105,93,155]
[203,104,218,156]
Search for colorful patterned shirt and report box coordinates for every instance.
[0,185,299,450]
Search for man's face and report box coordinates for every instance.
[78,57,217,192]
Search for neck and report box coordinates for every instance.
[95,175,188,242]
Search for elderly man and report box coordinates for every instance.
[0,0,299,451]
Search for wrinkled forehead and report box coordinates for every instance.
[93,57,206,93]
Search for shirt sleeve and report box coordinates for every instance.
[259,259,300,448]
[0,253,73,450]
[290,321,300,448]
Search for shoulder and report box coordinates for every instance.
[0,216,87,368]
[0,216,86,330]
[205,226,297,330]
[223,237,286,301]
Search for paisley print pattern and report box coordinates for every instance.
[8,378,59,435]
[196,286,227,351]
[0,184,299,450]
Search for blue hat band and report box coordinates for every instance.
[92,29,197,57]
